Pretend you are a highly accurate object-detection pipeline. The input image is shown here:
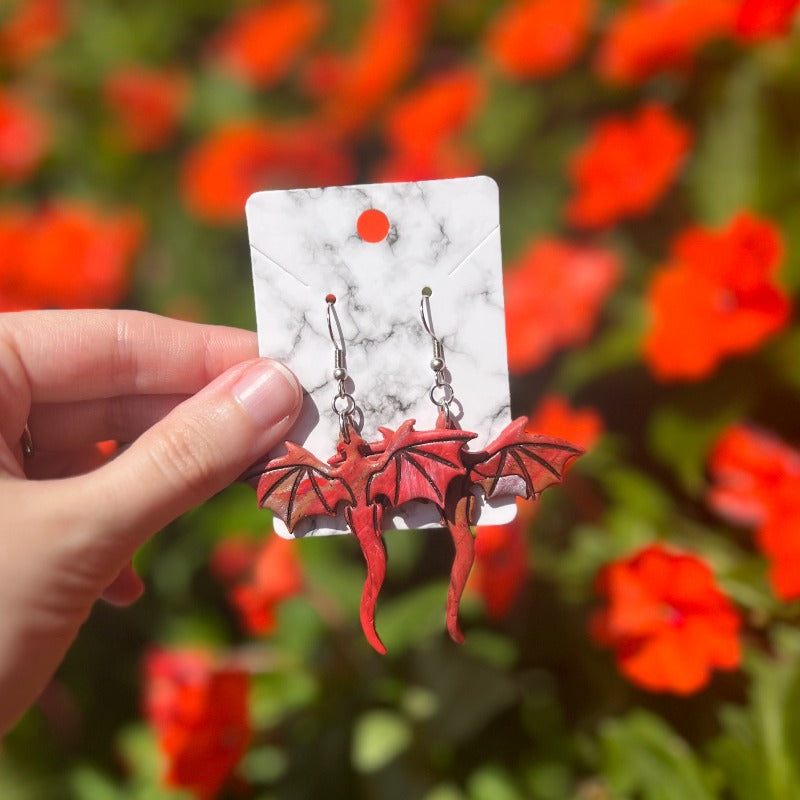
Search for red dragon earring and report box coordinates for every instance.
[256,293,583,654]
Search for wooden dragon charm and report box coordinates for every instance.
[254,293,583,653]
[256,417,581,653]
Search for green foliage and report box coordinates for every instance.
[691,59,762,224]
[597,711,721,799]
[710,628,800,800]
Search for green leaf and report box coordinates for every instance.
[250,669,318,729]
[117,725,164,784]
[599,466,674,531]
[383,528,427,580]
[413,643,518,745]
[719,553,777,613]
[711,628,800,800]
[522,761,573,800]
[691,59,762,223]
[546,523,619,601]
[648,402,744,495]
[186,70,260,131]
[69,767,123,800]
[351,711,412,773]
[0,753,53,800]
[764,324,800,388]
[708,734,767,800]
[747,632,800,799]
[240,746,288,784]
[460,630,519,669]
[467,764,525,800]
[401,686,439,721]
[376,581,452,652]
[599,710,719,800]
[468,80,540,169]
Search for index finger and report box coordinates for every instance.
[0,310,259,403]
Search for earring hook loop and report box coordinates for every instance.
[420,289,445,362]
[326,295,355,442]
[419,290,441,347]
[327,295,345,355]
[420,288,454,425]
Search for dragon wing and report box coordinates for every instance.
[366,419,476,509]
[467,417,583,501]
[257,442,354,532]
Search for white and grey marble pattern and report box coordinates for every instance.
[246,176,515,537]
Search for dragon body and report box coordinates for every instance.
[257,417,582,653]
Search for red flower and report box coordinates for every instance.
[311,0,435,133]
[643,213,789,381]
[374,146,480,183]
[504,238,620,374]
[212,535,303,635]
[527,394,603,452]
[0,0,67,66]
[595,0,737,85]
[209,0,326,87]
[0,89,49,183]
[300,51,346,99]
[384,67,485,155]
[756,507,800,601]
[376,66,485,182]
[485,0,596,79]
[707,424,800,526]
[181,121,354,223]
[144,649,251,800]
[565,103,692,229]
[707,425,800,601]
[591,545,741,694]
[96,440,118,458]
[104,67,189,152]
[734,0,800,41]
[210,537,262,584]
[471,518,529,618]
[0,202,143,311]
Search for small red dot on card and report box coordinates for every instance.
[357,209,390,243]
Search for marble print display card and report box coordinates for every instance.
[246,176,513,537]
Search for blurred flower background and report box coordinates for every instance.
[2,0,800,797]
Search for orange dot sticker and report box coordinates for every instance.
[357,209,390,243]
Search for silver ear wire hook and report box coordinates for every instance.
[420,288,445,365]
[420,288,455,424]
[327,297,344,361]
[326,294,356,442]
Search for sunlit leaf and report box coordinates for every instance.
[351,711,412,773]
[467,764,524,800]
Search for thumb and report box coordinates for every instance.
[72,357,302,555]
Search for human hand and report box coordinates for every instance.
[0,310,302,734]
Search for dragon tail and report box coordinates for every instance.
[344,503,388,655]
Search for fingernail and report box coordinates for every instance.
[232,359,302,427]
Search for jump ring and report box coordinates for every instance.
[429,383,454,407]
[332,393,356,416]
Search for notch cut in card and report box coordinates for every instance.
[246,176,514,537]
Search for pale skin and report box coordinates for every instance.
[0,310,303,735]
